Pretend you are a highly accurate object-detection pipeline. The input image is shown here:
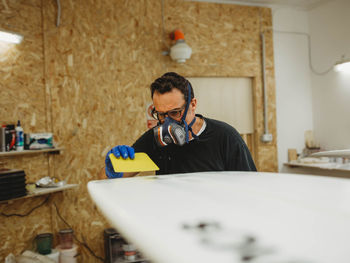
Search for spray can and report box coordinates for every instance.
[5,124,16,151]
[16,120,24,151]
[0,125,6,152]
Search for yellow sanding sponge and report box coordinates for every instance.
[109,152,159,173]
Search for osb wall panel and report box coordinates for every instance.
[161,2,277,170]
[0,0,53,260]
[1,0,277,261]
[42,0,165,262]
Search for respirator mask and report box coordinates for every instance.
[152,83,198,147]
[153,117,187,146]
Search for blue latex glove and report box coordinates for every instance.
[105,145,135,179]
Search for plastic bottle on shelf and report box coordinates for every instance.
[15,120,24,151]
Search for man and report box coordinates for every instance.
[102,72,256,179]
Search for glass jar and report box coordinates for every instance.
[58,228,74,249]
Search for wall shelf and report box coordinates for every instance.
[0,147,70,204]
[0,184,78,204]
[311,149,350,158]
[0,148,62,157]
[283,161,350,179]
[284,161,350,172]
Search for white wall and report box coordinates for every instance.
[309,0,350,150]
[273,9,314,171]
[273,0,350,172]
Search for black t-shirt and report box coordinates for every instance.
[132,115,257,175]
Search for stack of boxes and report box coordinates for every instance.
[0,169,27,201]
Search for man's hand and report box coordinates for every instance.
[105,145,135,178]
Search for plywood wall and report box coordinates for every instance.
[0,0,277,261]
[0,0,53,258]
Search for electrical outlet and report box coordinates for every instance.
[261,133,273,143]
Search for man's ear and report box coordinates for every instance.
[191,98,197,111]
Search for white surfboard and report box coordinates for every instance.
[88,171,350,263]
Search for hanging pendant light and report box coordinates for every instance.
[169,29,192,63]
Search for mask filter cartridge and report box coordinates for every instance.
[153,119,186,147]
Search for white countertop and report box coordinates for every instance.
[88,172,350,263]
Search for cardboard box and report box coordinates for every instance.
[28,133,53,149]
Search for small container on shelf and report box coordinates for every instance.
[123,243,137,261]
[15,120,24,151]
[35,233,53,255]
[57,244,78,263]
[58,228,74,249]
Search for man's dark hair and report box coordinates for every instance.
[150,72,194,102]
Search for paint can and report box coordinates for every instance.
[57,244,78,263]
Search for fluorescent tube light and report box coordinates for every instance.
[334,60,350,73]
[0,31,23,44]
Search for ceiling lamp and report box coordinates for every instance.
[169,29,192,63]
[334,59,350,73]
[0,31,23,44]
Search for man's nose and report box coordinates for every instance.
[159,116,171,124]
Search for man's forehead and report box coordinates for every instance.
[153,88,185,97]
[153,92,185,111]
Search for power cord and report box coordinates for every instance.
[0,195,50,217]
[53,202,104,262]
[0,195,104,261]
[274,30,334,76]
